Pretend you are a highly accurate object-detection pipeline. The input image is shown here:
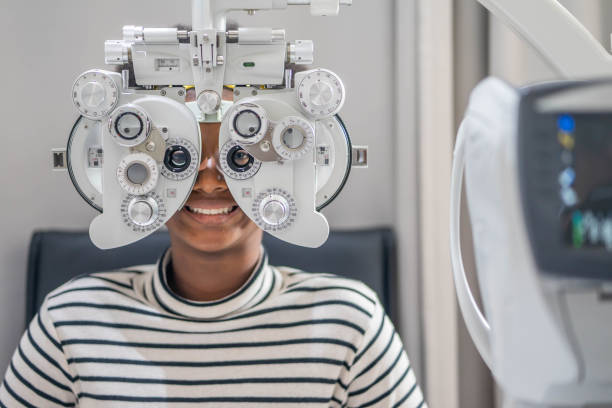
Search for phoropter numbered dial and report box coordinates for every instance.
[162,138,199,181]
[252,189,297,231]
[121,192,167,232]
[297,68,345,120]
[72,70,119,119]
[272,116,315,161]
[228,103,269,145]
[219,141,262,180]
[116,152,159,195]
[109,105,151,147]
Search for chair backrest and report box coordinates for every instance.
[26,229,397,325]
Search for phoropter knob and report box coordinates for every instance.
[72,70,119,119]
[288,40,314,65]
[127,196,159,227]
[197,90,221,115]
[260,195,290,227]
[252,189,297,231]
[296,69,345,120]
[121,192,166,232]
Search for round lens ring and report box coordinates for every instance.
[171,150,187,167]
[164,145,192,173]
[115,112,144,140]
[227,145,254,173]
[233,110,261,138]
[126,162,149,185]
[281,126,306,149]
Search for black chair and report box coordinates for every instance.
[26,229,397,325]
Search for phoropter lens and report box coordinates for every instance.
[115,112,144,140]
[232,149,250,167]
[126,162,149,185]
[164,145,192,173]
[281,126,306,149]
[233,110,261,138]
[227,146,254,172]
[170,150,187,167]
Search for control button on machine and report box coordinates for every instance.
[161,138,199,181]
[297,68,345,120]
[228,103,269,145]
[121,192,166,232]
[272,116,315,161]
[128,198,155,226]
[72,70,119,119]
[261,197,289,226]
[252,189,297,231]
[219,141,262,180]
[116,152,159,195]
[197,90,221,115]
[109,105,151,147]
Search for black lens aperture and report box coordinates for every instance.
[233,110,261,138]
[164,145,191,173]
[227,146,254,172]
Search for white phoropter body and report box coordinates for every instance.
[453,1,612,407]
[58,0,364,249]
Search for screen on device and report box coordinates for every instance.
[558,114,612,251]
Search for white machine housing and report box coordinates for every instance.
[62,0,360,249]
[450,1,612,406]
[452,78,612,406]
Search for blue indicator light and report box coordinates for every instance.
[558,114,575,132]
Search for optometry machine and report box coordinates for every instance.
[452,1,612,407]
[53,0,365,250]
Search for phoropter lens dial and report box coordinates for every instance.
[121,192,167,233]
[72,70,119,119]
[161,138,199,181]
[234,110,261,138]
[219,141,262,180]
[109,105,151,147]
[228,103,269,145]
[114,112,143,140]
[116,152,159,195]
[296,69,345,120]
[252,189,297,231]
[272,116,315,161]
[127,196,158,227]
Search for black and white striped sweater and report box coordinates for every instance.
[1,249,426,407]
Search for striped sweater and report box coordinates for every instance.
[1,249,426,407]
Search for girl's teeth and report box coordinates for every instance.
[186,206,234,215]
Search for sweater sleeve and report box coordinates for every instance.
[0,299,77,407]
[345,299,427,408]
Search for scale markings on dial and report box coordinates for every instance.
[251,188,297,232]
[120,192,167,232]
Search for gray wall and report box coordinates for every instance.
[0,1,402,375]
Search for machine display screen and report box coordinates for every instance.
[558,114,612,251]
